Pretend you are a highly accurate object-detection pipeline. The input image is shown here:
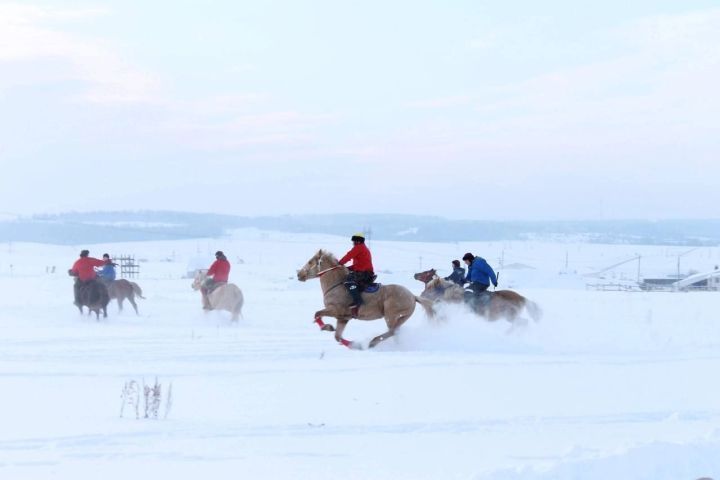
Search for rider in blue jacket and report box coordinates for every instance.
[444,260,466,286]
[96,253,117,282]
[462,252,497,296]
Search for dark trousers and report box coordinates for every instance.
[468,282,489,295]
[73,279,96,305]
[464,282,490,306]
[344,271,375,306]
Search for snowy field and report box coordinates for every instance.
[1,229,719,479]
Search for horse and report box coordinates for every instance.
[413,268,465,302]
[297,249,435,349]
[75,279,110,320]
[105,279,145,315]
[191,269,244,321]
[414,268,542,323]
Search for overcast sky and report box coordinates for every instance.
[0,1,718,221]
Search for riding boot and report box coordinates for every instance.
[347,284,363,318]
[479,291,491,306]
[73,282,81,307]
[201,291,212,310]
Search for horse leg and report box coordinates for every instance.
[128,295,139,315]
[313,308,336,332]
[334,317,361,349]
[117,297,124,312]
[231,299,242,322]
[369,313,410,348]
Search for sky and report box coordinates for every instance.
[0,0,718,221]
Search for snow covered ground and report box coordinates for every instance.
[0,229,719,479]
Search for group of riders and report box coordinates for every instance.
[336,233,499,317]
[69,233,498,314]
[68,250,117,307]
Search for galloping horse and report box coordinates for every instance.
[414,268,465,302]
[106,279,145,315]
[75,279,110,320]
[414,268,541,323]
[297,250,434,349]
[191,270,244,321]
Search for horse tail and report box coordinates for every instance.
[524,299,542,322]
[415,296,435,319]
[232,292,244,320]
[131,282,145,299]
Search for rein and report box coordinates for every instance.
[317,265,343,277]
[317,264,346,295]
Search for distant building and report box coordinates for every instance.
[672,269,720,291]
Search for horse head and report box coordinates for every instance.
[413,268,437,284]
[191,269,209,290]
[297,250,340,282]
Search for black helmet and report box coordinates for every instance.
[102,253,110,259]
[462,252,474,262]
[452,259,461,267]
[215,250,225,258]
[80,250,89,257]
[350,233,365,243]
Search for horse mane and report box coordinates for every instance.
[319,250,340,265]
[427,277,454,289]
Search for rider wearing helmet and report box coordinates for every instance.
[339,233,375,318]
[462,252,497,298]
[202,251,230,309]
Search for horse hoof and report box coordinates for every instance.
[321,324,335,332]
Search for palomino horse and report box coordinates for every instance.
[105,279,145,315]
[297,250,434,349]
[414,268,541,323]
[75,279,110,320]
[191,270,244,321]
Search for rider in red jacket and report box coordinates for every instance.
[207,252,231,283]
[339,238,374,272]
[68,250,105,306]
[339,233,375,317]
[70,251,105,281]
[202,251,231,309]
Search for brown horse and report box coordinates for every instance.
[414,268,541,323]
[75,279,110,320]
[297,250,434,349]
[105,279,145,315]
[191,270,244,321]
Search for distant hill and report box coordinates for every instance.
[1,211,719,246]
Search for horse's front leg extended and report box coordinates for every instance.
[314,308,336,331]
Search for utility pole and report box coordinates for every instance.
[363,226,373,246]
[677,248,698,280]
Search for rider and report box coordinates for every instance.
[462,252,498,304]
[96,253,117,283]
[202,251,230,309]
[444,259,466,286]
[339,233,375,318]
[68,250,105,306]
